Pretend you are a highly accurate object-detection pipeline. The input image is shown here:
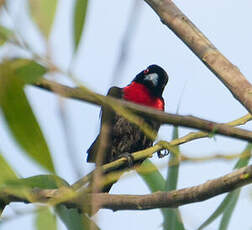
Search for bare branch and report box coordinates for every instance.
[169,114,252,146]
[71,114,251,190]
[1,165,252,212]
[79,164,252,211]
[34,79,252,142]
[144,0,252,114]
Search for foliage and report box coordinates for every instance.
[0,1,251,230]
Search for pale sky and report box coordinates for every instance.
[1,0,252,230]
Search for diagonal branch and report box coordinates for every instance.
[34,79,252,142]
[72,114,251,191]
[71,114,251,190]
[1,164,252,212]
[144,0,252,114]
[77,164,252,211]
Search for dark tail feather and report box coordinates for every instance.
[101,183,113,193]
[86,135,99,163]
[99,172,124,193]
[89,168,125,193]
[87,138,117,193]
[88,174,116,193]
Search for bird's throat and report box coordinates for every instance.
[123,82,164,110]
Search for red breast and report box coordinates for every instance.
[123,82,164,111]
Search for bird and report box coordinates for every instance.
[87,64,168,192]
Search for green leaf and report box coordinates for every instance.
[197,192,237,230]
[163,126,185,230]
[218,143,252,230]
[0,153,17,186]
[28,0,58,38]
[73,0,88,51]
[11,59,47,84]
[0,175,68,213]
[6,175,69,189]
[138,127,185,230]
[138,159,168,217]
[138,159,165,192]
[233,143,252,169]
[0,60,55,172]
[165,126,180,191]
[36,207,57,230]
[1,58,47,84]
[218,189,240,230]
[163,209,184,230]
[56,205,100,230]
[0,153,17,215]
[138,159,183,226]
[0,25,14,46]
[198,143,252,230]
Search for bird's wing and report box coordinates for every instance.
[86,87,123,164]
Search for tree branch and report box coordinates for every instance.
[71,114,251,190]
[76,164,252,211]
[34,79,252,142]
[1,164,252,212]
[144,0,252,114]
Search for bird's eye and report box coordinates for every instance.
[144,69,149,74]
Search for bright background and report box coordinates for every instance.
[0,0,252,229]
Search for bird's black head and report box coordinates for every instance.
[133,64,168,97]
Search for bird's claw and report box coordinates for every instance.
[117,152,134,167]
[157,149,169,158]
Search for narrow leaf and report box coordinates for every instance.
[233,143,252,169]
[0,60,55,172]
[7,175,69,189]
[0,25,14,46]
[0,153,17,215]
[28,0,58,38]
[218,143,252,230]
[138,159,165,192]
[11,59,47,84]
[36,207,57,230]
[73,0,88,51]
[197,192,237,230]
[165,126,180,191]
[163,126,185,230]
[218,189,240,230]
[138,159,169,217]
[198,143,252,230]
[0,153,17,186]
[138,127,184,229]
[56,205,100,230]
[0,175,69,213]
